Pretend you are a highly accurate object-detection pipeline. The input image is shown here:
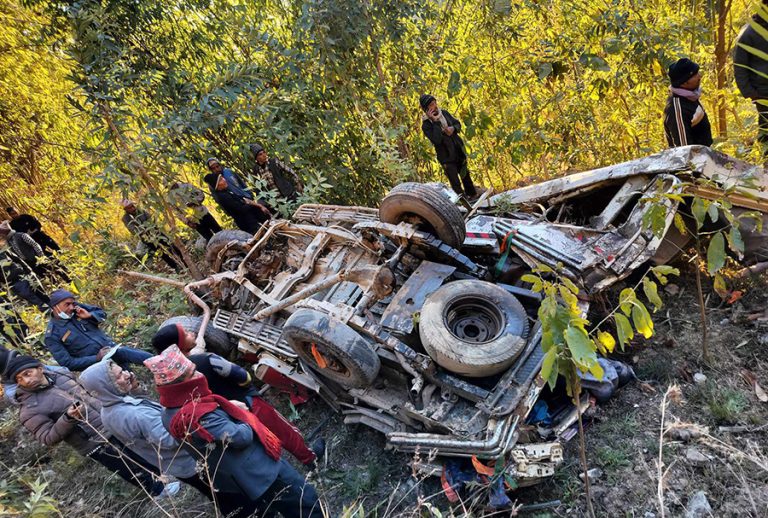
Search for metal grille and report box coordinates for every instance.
[212,309,297,358]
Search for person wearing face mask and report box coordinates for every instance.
[663,58,713,148]
[44,289,153,371]
[79,361,213,499]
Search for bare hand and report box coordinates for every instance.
[443,126,455,136]
[74,306,92,320]
[96,347,111,360]
[229,399,249,411]
[66,402,83,420]
[256,204,271,217]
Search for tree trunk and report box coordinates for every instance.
[714,0,732,138]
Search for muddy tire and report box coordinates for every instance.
[159,315,235,358]
[205,229,253,270]
[282,309,380,388]
[379,182,466,248]
[419,280,529,377]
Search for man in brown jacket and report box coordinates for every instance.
[8,355,176,497]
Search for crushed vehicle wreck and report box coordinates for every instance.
[165,145,767,489]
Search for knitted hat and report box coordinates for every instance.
[144,345,195,386]
[203,172,221,189]
[152,323,187,354]
[419,94,436,112]
[4,354,41,382]
[250,143,265,156]
[668,58,700,87]
[49,289,75,309]
[206,157,220,167]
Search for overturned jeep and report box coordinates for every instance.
[171,145,767,486]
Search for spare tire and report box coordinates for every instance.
[419,280,529,378]
[379,183,466,248]
[205,229,253,270]
[159,315,236,358]
[282,309,380,389]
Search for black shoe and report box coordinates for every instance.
[310,438,326,460]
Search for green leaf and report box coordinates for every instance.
[447,71,461,97]
[707,202,719,224]
[691,197,708,230]
[619,288,635,316]
[713,272,728,298]
[631,303,654,339]
[614,313,634,350]
[520,274,543,292]
[579,53,610,72]
[541,347,559,389]
[707,232,726,274]
[673,213,688,236]
[561,277,580,295]
[728,226,745,256]
[642,278,662,312]
[559,285,578,311]
[564,325,597,369]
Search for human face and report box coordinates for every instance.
[109,363,136,394]
[215,175,228,191]
[681,71,702,90]
[124,204,136,214]
[208,161,223,174]
[181,330,197,353]
[8,209,18,219]
[16,366,47,390]
[53,298,76,318]
[256,150,268,165]
[426,100,439,117]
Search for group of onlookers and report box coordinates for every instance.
[1,289,324,517]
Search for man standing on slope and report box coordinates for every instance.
[734,2,768,158]
[663,58,713,148]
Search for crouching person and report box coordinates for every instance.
[152,324,324,467]
[145,346,323,518]
[7,355,174,498]
[79,360,213,499]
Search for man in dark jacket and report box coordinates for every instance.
[6,208,61,255]
[152,324,323,467]
[8,355,175,497]
[44,289,153,371]
[663,58,713,148]
[250,143,304,206]
[735,3,768,157]
[204,157,271,234]
[420,94,479,199]
[146,346,322,518]
[120,200,183,272]
[167,182,222,241]
[0,248,49,309]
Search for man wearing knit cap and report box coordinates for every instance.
[663,58,713,148]
[250,142,304,206]
[152,323,323,468]
[420,94,482,200]
[146,346,322,517]
[203,157,271,234]
[10,354,174,498]
[44,289,153,371]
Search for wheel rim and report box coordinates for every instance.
[301,341,350,378]
[443,297,505,344]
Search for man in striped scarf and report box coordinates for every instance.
[663,58,713,148]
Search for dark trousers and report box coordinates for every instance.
[179,473,214,500]
[442,159,477,197]
[255,459,322,518]
[110,347,154,368]
[193,213,222,241]
[87,439,164,496]
[11,279,49,309]
[757,102,768,159]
